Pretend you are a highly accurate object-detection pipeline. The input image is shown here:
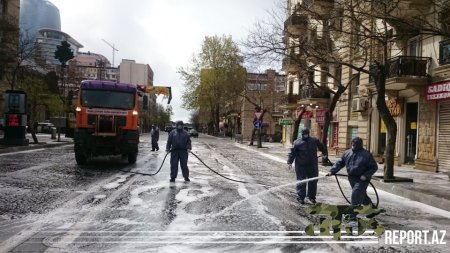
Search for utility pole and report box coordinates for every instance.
[101,39,119,67]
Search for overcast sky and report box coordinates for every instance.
[49,0,280,123]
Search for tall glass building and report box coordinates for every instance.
[19,0,82,67]
[19,0,61,39]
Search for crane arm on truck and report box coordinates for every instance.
[138,85,172,104]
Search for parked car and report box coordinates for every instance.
[36,122,56,134]
[188,128,199,138]
[164,123,174,132]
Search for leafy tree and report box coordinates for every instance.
[54,41,74,105]
[179,35,246,134]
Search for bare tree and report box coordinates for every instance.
[243,0,450,179]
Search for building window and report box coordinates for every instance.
[407,38,420,57]
[333,65,342,89]
[350,73,360,99]
[320,65,329,86]
[247,82,266,91]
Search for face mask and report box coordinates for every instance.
[302,134,309,139]
[176,125,183,130]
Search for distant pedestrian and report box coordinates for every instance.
[150,125,159,151]
[327,137,378,217]
[287,128,327,204]
[166,121,192,182]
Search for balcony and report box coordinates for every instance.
[284,14,308,37]
[282,56,303,74]
[386,0,431,19]
[297,85,330,106]
[279,93,301,110]
[434,39,450,79]
[369,56,430,90]
[303,0,335,16]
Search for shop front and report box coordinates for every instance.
[425,81,450,172]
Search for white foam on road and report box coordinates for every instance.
[102,175,131,190]
[241,142,450,219]
[235,143,287,164]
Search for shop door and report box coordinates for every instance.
[405,103,418,164]
[438,100,450,173]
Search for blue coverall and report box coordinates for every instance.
[287,131,326,201]
[151,127,159,151]
[166,128,192,179]
[329,137,378,206]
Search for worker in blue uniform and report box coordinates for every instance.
[150,125,160,151]
[287,128,327,204]
[166,121,192,182]
[327,137,378,209]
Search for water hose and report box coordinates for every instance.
[122,150,379,208]
[322,156,380,208]
[121,150,271,187]
[120,151,170,176]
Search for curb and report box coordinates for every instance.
[316,165,450,212]
[0,142,73,154]
[368,179,450,212]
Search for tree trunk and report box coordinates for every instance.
[214,104,220,135]
[375,76,396,180]
[320,87,345,163]
[292,109,305,142]
[30,101,38,144]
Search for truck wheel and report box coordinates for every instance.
[75,149,88,165]
[128,152,137,164]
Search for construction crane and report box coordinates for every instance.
[102,39,119,67]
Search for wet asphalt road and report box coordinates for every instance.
[0,132,448,253]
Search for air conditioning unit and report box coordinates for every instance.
[351,98,367,112]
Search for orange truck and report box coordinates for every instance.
[71,80,171,165]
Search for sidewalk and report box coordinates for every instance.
[0,133,73,154]
[235,139,450,212]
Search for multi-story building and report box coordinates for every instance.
[118,59,155,133]
[241,69,285,141]
[281,0,336,147]
[19,0,60,38]
[20,0,82,69]
[119,59,154,87]
[0,0,20,114]
[71,52,119,81]
[281,0,450,173]
[34,28,83,67]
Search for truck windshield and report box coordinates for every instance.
[81,90,135,110]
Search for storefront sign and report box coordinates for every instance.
[316,109,326,123]
[302,111,313,119]
[380,120,387,133]
[279,118,293,125]
[386,99,402,117]
[425,81,450,101]
[295,109,313,119]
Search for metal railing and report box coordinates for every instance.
[282,93,301,104]
[284,14,308,31]
[299,86,330,100]
[369,56,430,83]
